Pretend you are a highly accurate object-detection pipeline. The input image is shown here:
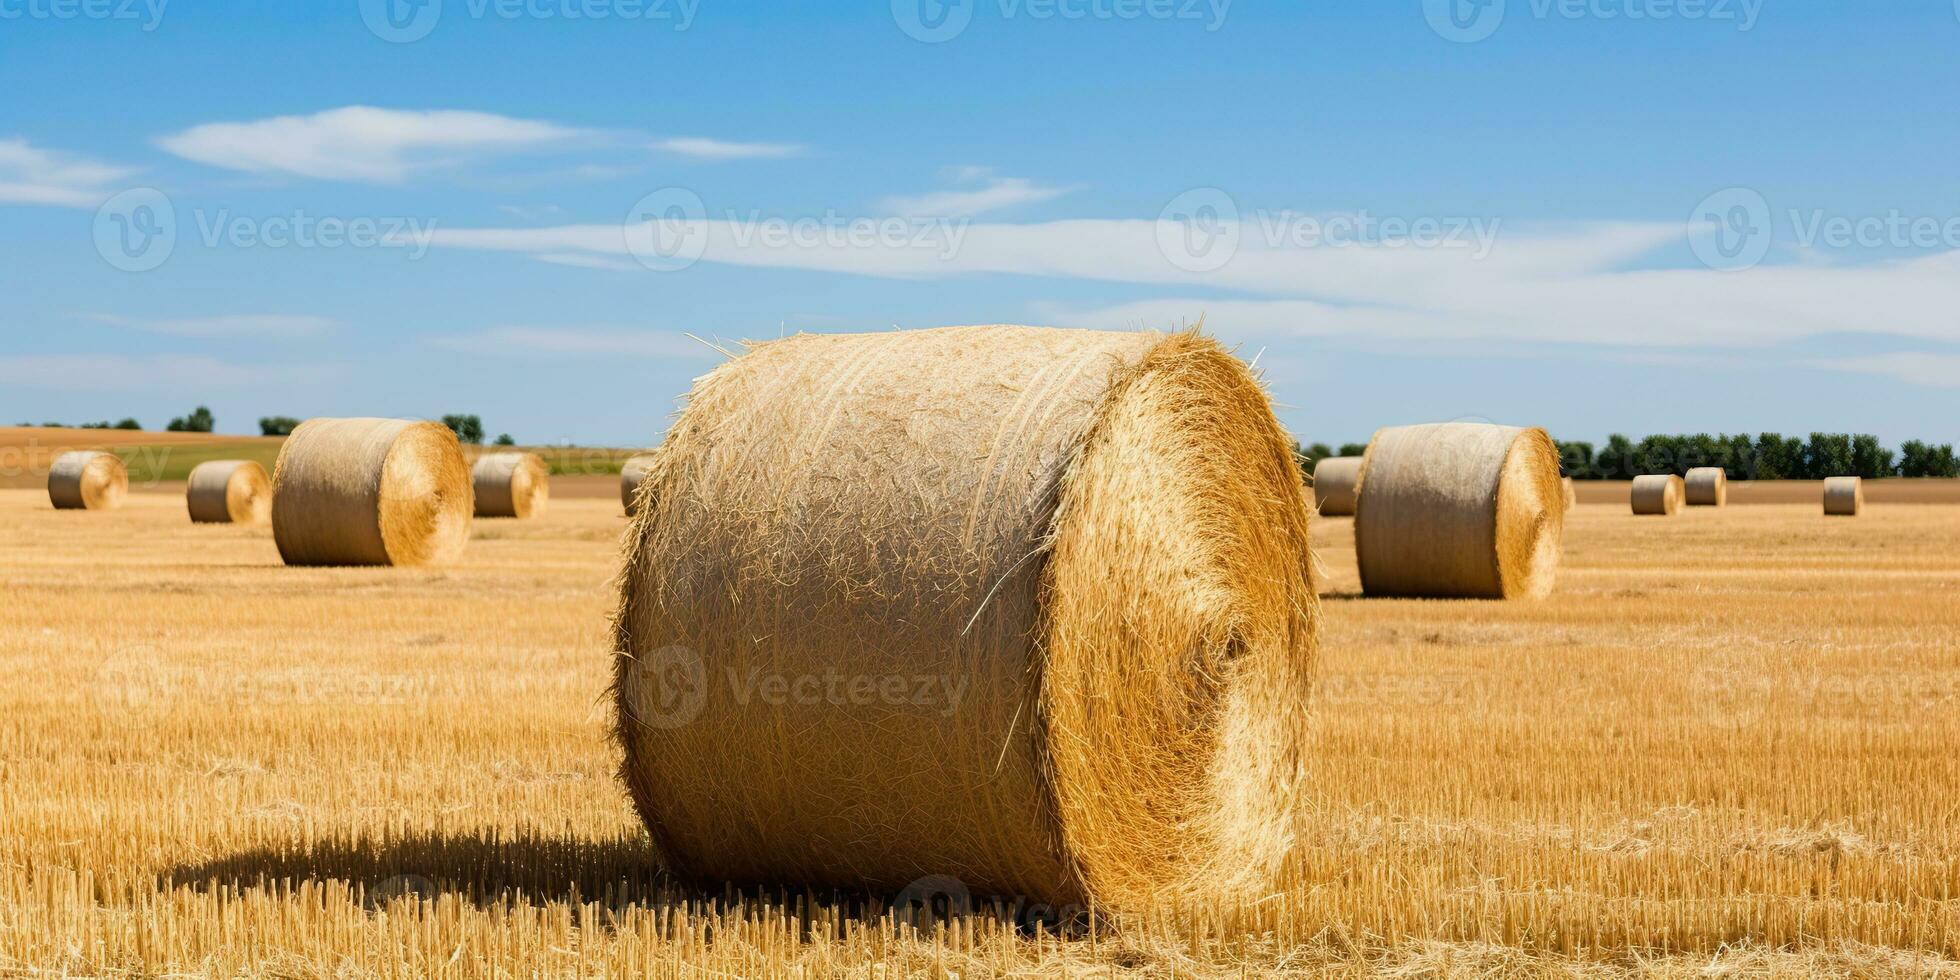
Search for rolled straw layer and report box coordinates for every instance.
[613,325,1318,913]
[620,454,656,516]
[1311,456,1364,516]
[1631,474,1683,515]
[1353,422,1564,600]
[472,452,549,518]
[271,417,473,567]
[186,460,272,524]
[48,450,127,511]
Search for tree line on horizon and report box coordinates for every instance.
[1297,433,1959,480]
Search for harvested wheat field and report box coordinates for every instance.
[2,490,1958,977]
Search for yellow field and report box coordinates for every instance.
[2,489,1957,976]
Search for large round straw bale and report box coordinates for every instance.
[1684,466,1728,506]
[472,451,549,518]
[270,418,472,567]
[1352,422,1563,600]
[1562,476,1578,509]
[613,326,1318,913]
[186,460,271,524]
[620,453,657,516]
[1630,474,1683,515]
[48,450,127,511]
[1312,456,1364,516]
[1823,476,1864,516]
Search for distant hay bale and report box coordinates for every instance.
[620,453,657,516]
[1563,476,1578,509]
[48,450,127,511]
[613,326,1318,914]
[1685,467,1728,507]
[1631,474,1684,515]
[1311,456,1364,516]
[270,417,472,567]
[472,452,549,519]
[1823,476,1864,516]
[186,460,271,524]
[1352,422,1564,599]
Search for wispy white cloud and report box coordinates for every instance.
[881,167,1071,217]
[532,252,642,271]
[653,137,805,160]
[77,312,338,339]
[0,138,138,208]
[426,326,722,359]
[157,107,582,183]
[1805,352,1960,388]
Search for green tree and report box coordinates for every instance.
[442,414,485,445]
[114,418,142,430]
[1337,443,1369,458]
[1302,442,1333,462]
[494,433,516,446]
[1753,433,1804,479]
[166,406,215,433]
[1556,441,1595,479]
[1596,434,1635,480]
[1804,433,1854,479]
[259,416,302,436]
[1850,434,1895,479]
[1900,440,1959,478]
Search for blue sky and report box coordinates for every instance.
[2,1,1957,448]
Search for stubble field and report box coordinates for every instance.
[2,488,1957,976]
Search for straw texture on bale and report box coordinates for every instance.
[1631,474,1684,515]
[1823,476,1864,516]
[620,454,656,516]
[48,450,127,511]
[1311,456,1364,516]
[271,417,473,567]
[613,325,1318,914]
[471,452,549,519]
[1562,476,1578,509]
[185,460,271,524]
[1685,466,1728,507]
[1352,423,1564,600]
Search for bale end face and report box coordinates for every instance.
[48,451,128,511]
[1630,474,1684,516]
[271,418,473,567]
[187,460,272,524]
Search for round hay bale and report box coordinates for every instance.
[1684,466,1728,507]
[1562,476,1577,509]
[1311,456,1364,516]
[186,460,272,524]
[620,453,657,516]
[1823,476,1864,516]
[1630,474,1683,515]
[613,326,1318,913]
[472,451,549,519]
[270,417,472,567]
[48,450,128,511]
[1352,422,1564,600]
